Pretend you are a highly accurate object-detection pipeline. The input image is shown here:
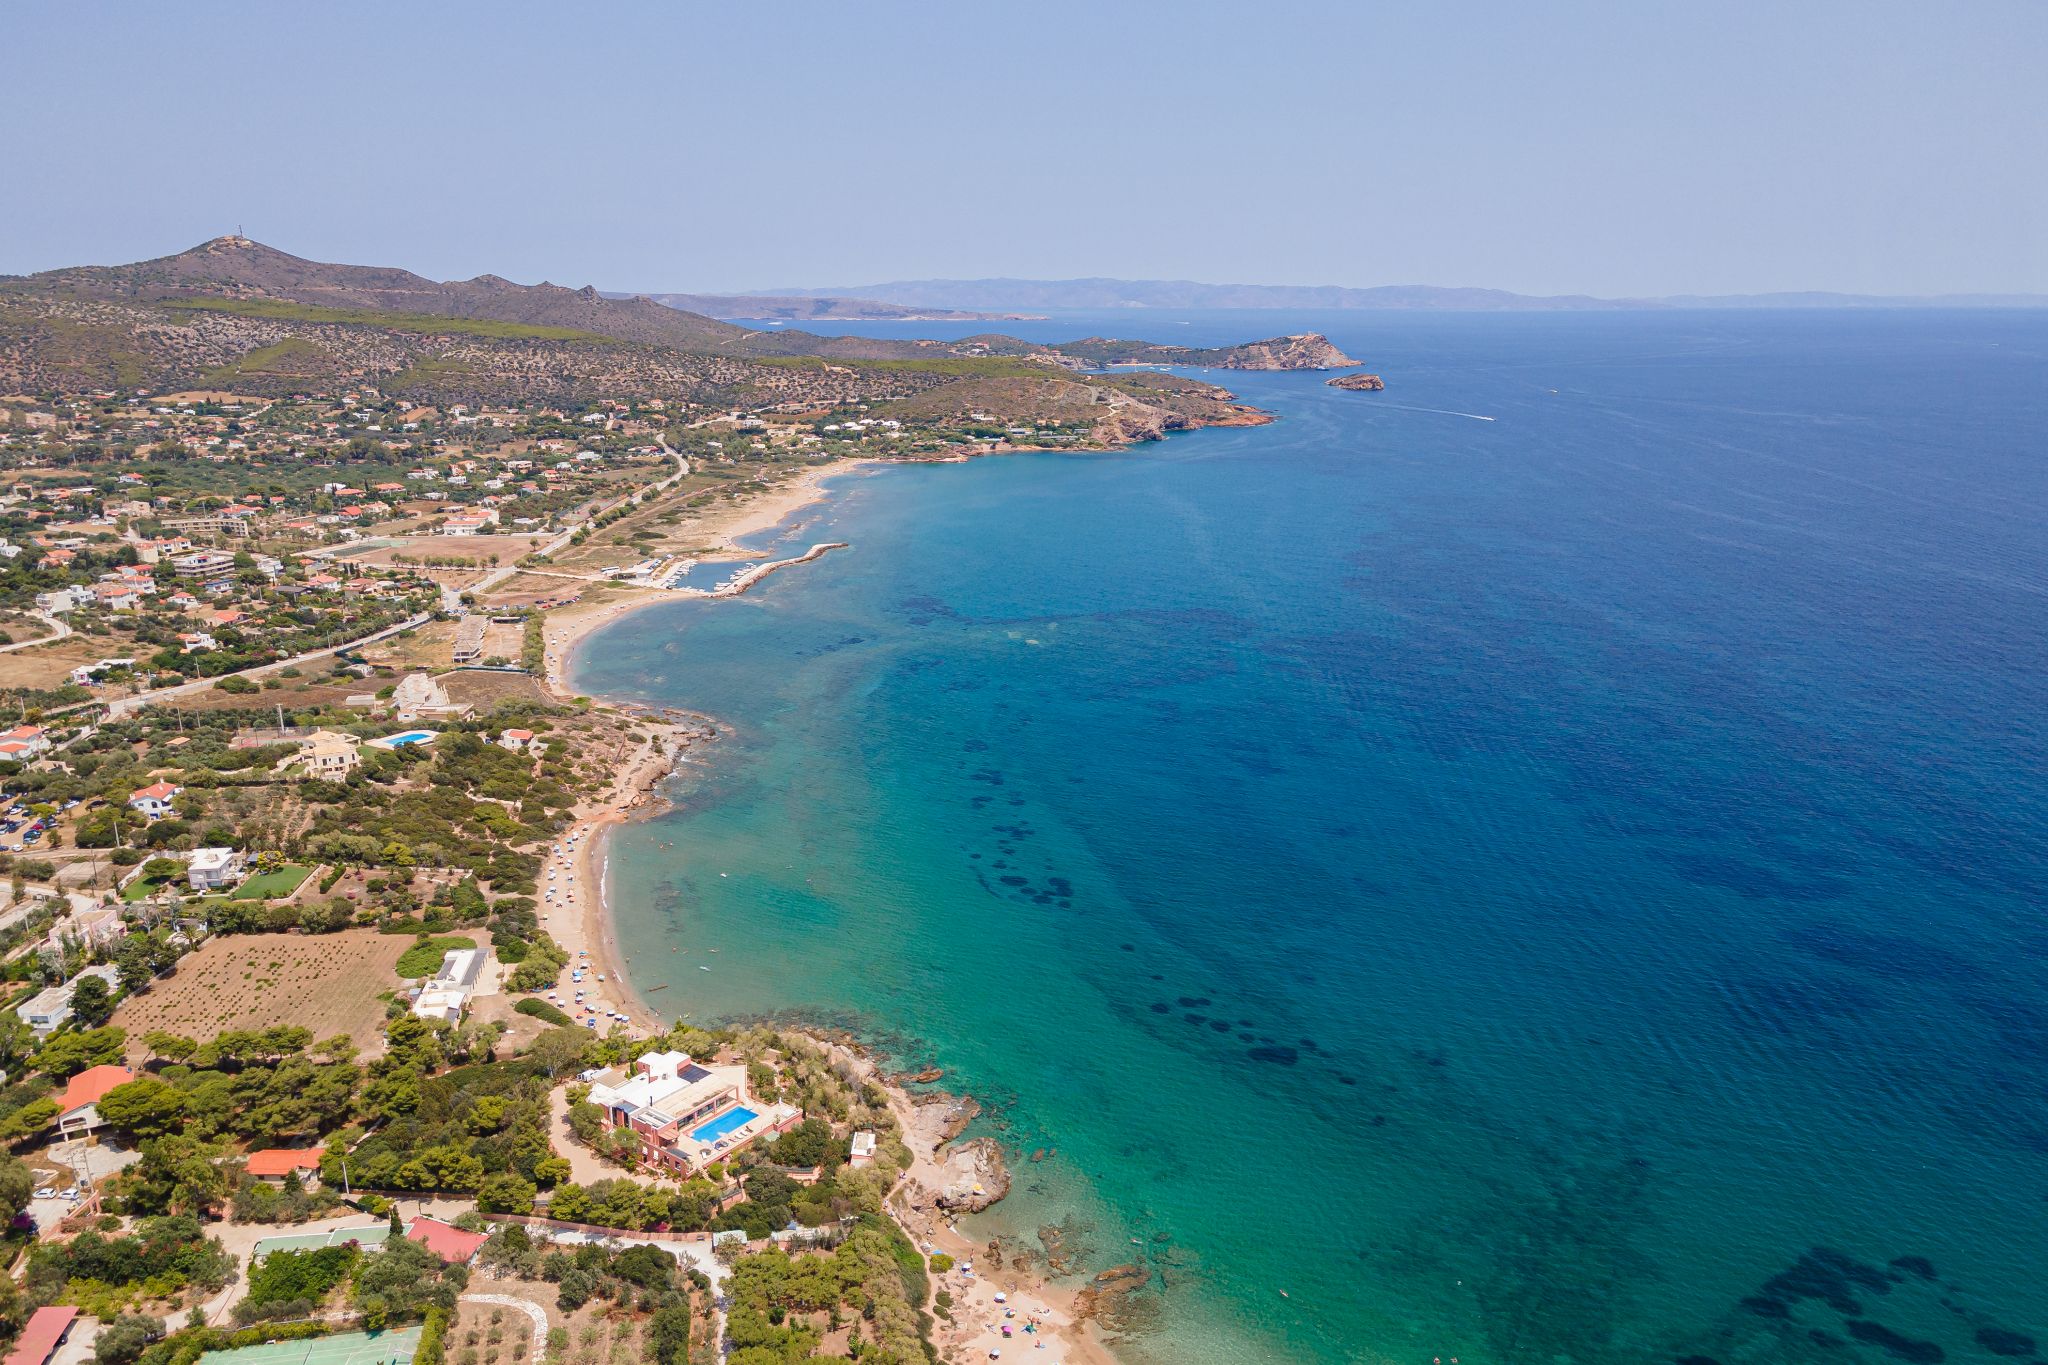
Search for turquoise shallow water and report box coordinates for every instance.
[573,312,2048,1365]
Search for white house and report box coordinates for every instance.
[186,847,247,893]
[496,728,536,753]
[128,780,182,820]
[411,947,488,1023]
[14,964,122,1037]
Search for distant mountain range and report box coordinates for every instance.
[611,291,1040,323]
[750,277,2048,313]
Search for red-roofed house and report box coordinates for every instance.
[129,780,182,819]
[5,1306,79,1365]
[245,1148,324,1182]
[57,1063,135,1137]
[406,1216,488,1265]
[0,725,51,758]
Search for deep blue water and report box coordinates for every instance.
[573,311,2048,1365]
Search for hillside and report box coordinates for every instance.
[0,240,1361,436]
[8,235,752,350]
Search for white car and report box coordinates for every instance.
[33,1187,56,1200]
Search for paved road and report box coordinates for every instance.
[99,610,432,719]
[0,610,73,655]
[470,444,688,598]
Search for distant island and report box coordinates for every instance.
[1327,372,1385,391]
[756,276,2048,313]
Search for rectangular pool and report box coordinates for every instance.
[690,1107,758,1144]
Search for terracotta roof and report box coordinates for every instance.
[58,1064,134,1115]
[245,1148,323,1177]
[406,1215,488,1264]
[131,780,179,801]
[5,1306,78,1365]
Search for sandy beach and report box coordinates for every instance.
[533,457,874,703]
[529,458,876,1032]
[525,452,1134,1365]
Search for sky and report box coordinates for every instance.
[5,1,2044,298]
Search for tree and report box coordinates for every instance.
[141,1030,198,1064]
[648,1303,692,1365]
[70,975,115,1028]
[526,1027,588,1079]
[36,1026,126,1077]
[0,1100,58,1143]
[96,1078,189,1141]
[92,1314,163,1365]
[0,1154,36,1224]
[114,938,155,994]
[477,1172,536,1215]
[119,1136,228,1217]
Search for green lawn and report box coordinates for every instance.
[395,934,476,978]
[229,865,314,900]
[122,873,177,902]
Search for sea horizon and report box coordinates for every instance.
[572,308,2048,1365]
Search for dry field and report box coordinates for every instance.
[0,635,127,690]
[360,619,459,670]
[174,677,365,713]
[334,534,553,574]
[442,670,550,708]
[111,929,407,1053]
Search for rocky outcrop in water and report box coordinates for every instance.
[1327,371,1386,391]
[933,1136,1012,1211]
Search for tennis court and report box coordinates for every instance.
[251,1224,392,1260]
[198,1326,421,1365]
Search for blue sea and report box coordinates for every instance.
[571,310,2048,1365]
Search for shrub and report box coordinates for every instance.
[514,998,572,1027]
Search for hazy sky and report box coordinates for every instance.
[7,1,2044,296]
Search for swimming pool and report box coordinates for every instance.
[689,1107,758,1144]
[378,730,436,747]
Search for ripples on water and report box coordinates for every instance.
[578,311,2048,1365]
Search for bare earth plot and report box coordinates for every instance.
[441,670,549,709]
[0,636,121,690]
[112,929,406,1053]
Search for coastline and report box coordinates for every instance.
[531,459,879,1036]
[538,451,1141,1365]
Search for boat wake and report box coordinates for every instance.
[1376,402,1497,422]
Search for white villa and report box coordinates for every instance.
[411,946,488,1023]
[585,1049,802,1176]
[15,964,122,1037]
[186,847,247,893]
[290,730,362,778]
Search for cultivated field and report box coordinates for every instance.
[112,929,407,1053]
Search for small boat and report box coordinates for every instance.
[699,965,711,971]
[647,984,670,993]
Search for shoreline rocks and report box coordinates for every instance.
[933,1135,1012,1212]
